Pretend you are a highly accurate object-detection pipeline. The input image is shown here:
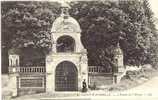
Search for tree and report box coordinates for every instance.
[70,0,158,67]
[142,0,158,68]
[2,0,158,73]
[1,1,61,50]
[70,1,127,69]
[1,1,60,71]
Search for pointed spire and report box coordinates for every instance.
[117,41,120,48]
[117,34,122,48]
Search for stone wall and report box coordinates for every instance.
[17,75,46,96]
[88,74,113,88]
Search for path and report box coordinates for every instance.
[7,77,158,100]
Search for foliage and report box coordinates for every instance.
[1,1,60,50]
[70,0,158,67]
[1,0,158,71]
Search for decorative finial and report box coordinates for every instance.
[117,34,122,48]
[61,1,70,8]
[60,0,70,17]
[117,42,120,48]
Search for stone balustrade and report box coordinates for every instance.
[88,66,112,74]
[9,66,45,73]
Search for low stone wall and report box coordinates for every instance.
[88,73,113,89]
[2,74,9,88]
[17,75,46,96]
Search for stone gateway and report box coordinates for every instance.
[7,2,125,96]
[45,3,88,92]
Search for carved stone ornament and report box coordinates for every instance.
[81,55,88,63]
[56,21,75,33]
[82,72,86,75]
[51,16,81,33]
[46,56,53,63]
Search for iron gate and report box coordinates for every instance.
[55,61,78,91]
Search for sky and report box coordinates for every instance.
[149,0,158,29]
[149,0,158,17]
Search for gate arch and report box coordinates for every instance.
[56,35,75,52]
[55,61,78,91]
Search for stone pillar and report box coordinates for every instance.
[9,54,20,67]
[8,73,19,97]
[117,55,124,73]
[113,42,125,73]
[8,54,20,97]
[113,43,125,84]
[45,55,54,92]
[113,74,118,84]
[80,50,88,91]
[52,42,57,53]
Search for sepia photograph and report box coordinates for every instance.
[1,0,158,100]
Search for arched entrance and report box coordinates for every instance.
[55,61,78,91]
[56,35,75,52]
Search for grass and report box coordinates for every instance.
[108,68,158,91]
